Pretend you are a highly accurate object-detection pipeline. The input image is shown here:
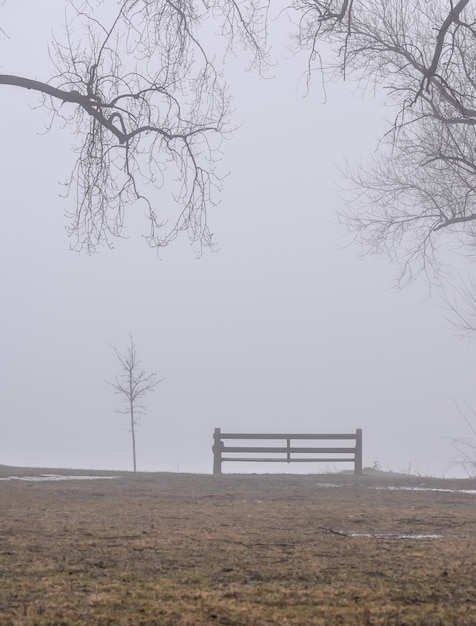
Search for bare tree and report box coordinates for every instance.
[290,0,476,282]
[449,403,476,476]
[109,336,162,472]
[1,0,270,252]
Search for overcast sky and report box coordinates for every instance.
[1,2,476,477]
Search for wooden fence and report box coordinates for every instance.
[212,428,363,475]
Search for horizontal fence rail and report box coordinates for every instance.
[212,429,363,475]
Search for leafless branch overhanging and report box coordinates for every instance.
[0,0,271,252]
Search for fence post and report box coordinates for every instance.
[213,428,223,475]
[354,428,363,475]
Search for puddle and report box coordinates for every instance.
[314,482,476,495]
[345,531,443,539]
[315,483,345,488]
[0,474,118,482]
[375,486,476,495]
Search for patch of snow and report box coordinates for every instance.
[0,474,118,482]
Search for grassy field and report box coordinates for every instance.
[1,466,476,625]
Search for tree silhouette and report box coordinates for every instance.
[109,336,162,472]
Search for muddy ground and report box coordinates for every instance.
[1,466,476,625]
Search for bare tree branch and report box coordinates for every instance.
[1,0,270,252]
[291,0,476,282]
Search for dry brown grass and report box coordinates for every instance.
[1,468,476,625]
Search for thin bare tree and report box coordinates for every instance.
[109,336,162,472]
[449,402,476,476]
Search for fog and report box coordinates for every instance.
[1,3,475,477]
